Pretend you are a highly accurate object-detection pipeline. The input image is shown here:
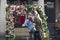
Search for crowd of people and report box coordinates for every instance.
[6,4,43,40]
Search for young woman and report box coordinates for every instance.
[22,11,36,40]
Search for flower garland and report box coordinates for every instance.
[6,4,49,40]
[6,5,15,40]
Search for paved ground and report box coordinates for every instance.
[0,38,5,40]
[48,23,60,40]
[0,35,5,40]
[0,24,60,40]
[14,24,60,40]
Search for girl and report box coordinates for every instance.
[22,12,36,40]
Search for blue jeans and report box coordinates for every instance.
[29,32,34,40]
[29,28,35,40]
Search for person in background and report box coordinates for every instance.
[14,5,27,28]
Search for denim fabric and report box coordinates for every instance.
[22,19,36,40]
[23,19,36,32]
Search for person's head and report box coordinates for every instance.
[20,5,25,12]
[27,12,32,19]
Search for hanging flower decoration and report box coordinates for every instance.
[37,6,48,30]
[6,4,49,40]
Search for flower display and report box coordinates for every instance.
[6,4,49,40]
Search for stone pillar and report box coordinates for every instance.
[38,0,44,13]
[0,0,7,34]
[55,0,60,19]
